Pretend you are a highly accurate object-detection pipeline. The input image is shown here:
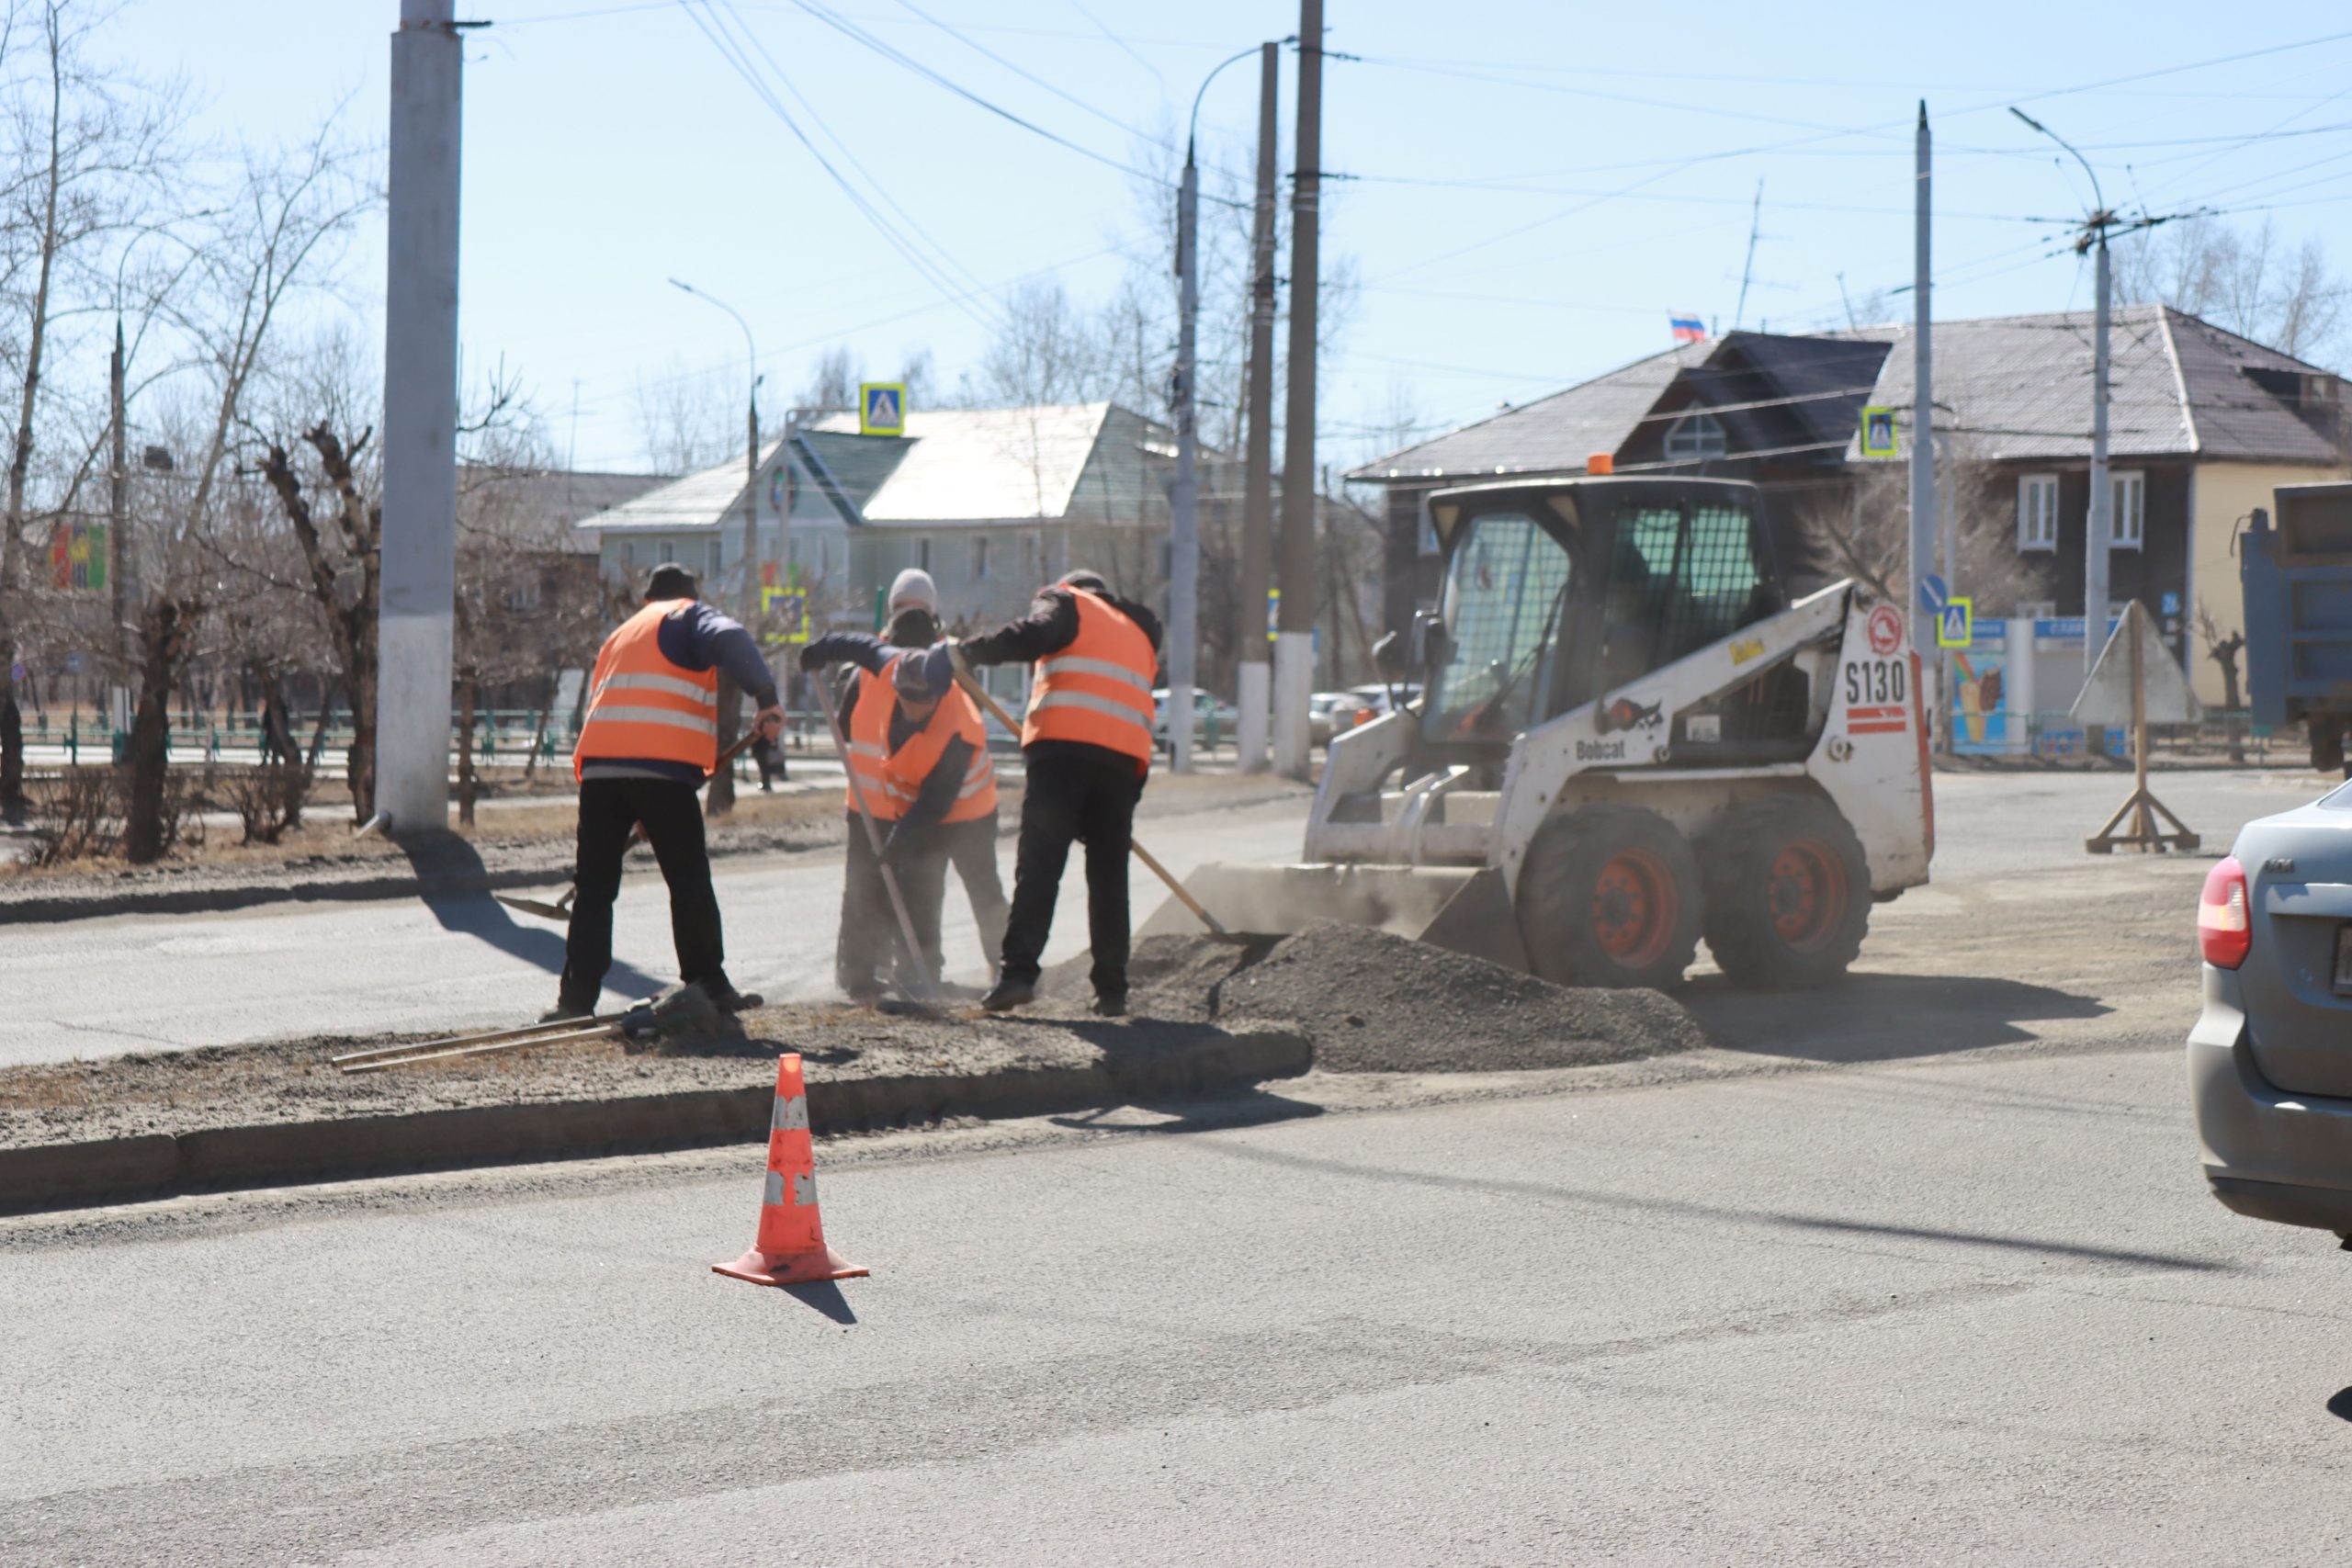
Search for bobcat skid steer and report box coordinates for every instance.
[1141,475,1934,988]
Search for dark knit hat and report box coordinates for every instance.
[644,563,699,601]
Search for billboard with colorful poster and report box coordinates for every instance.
[48,522,106,591]
[1950,624,2012,754]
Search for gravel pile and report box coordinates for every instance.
[1112,922,1709,1073]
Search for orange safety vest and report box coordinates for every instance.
[571,600,720,779]
[843,654,998,825]
[1020,590,1156,764]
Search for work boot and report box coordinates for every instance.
[700,976,764,1014]
[980,976,1036,1013]
[538,997,595,1024]
[1091,991,1127,1019]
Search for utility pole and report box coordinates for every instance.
[107,318,127,723]
[1273,3,1322,779]
[1237,40,1280,773]
[2010,107,2114,680]
[1909,102,1939,719]
[668,276,761,814]
[376,0,465,835]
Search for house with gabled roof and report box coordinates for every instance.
[575,400,1211,645]
[1351,308,2346,702]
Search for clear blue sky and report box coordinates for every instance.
[122,1,2352,472]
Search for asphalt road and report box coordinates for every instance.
[8,1037,2352,1565]
[0,795,1306,1066]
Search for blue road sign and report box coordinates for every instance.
[1938,600,1973,649]
[859,381,906,436]
[1917,574,1949,615]
[2160,591,2181,615]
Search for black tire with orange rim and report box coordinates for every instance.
[1699,794,1871,989]
[1516,805,1703,989]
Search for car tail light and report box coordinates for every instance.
[2199,856,2251,969]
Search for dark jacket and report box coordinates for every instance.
[806,630,976,849]
[580,601,779,785]
[959,584,1164,671]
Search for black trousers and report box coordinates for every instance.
[1001,742,1144,997]
[837,816,949,998]
[944,810,1010,975]
[560,775,726,1004]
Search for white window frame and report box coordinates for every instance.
[1663,410,1726,462]
[2017,472,2059,553]
[2110,469,2144,549]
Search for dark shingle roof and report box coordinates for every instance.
[1854,305,2341,464]
[1350,342,1713,481]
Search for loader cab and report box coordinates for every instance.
[1419,477,1805,757]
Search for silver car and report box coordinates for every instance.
[2190,783,2352,1237]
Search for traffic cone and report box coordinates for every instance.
[711,1053,869,1287]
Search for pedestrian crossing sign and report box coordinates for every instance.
[1860,405,1898,458]
[859,382,906,436]
[1937,598,1973,649]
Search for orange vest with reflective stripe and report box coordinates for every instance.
[844,655,999,825]
[1021,590,1156,764]
[571,600,719,779]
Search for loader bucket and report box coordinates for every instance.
[1136,862,1532,974]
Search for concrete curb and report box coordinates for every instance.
[0,1025,1312,1215]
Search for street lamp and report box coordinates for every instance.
[1166,43,1266,773]
[2011,107,2116,675]
[668,276,764,814]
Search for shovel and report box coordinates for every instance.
[945,649,1245,943]
[813,671,939,1005]
[493,726,763,922]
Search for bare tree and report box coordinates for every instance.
[1799,440,2043,615]
[2118,215,2348,365]
[0,0,181,811]
[631,359,736,474]
[117,126,371,858]
[2196,599,2248,764]
[795,344,864,412]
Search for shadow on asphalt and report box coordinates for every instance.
[1204,1142,2228,1275]
[1046,1085,1326,1135]
[399,831,665,999]
[783,1280,857,1325]
[1683,971,2112,1064]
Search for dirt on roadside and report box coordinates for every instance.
[0,996,1293,1150]
[1049,923,1712,1073]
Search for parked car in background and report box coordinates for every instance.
[1309,691,1370,747]
[1345,682,1423,721]
[2189,781,2352,1239]
[1151,687,1237,752]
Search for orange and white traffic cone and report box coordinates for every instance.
[711,1053,868,1287]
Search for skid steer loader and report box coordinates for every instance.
[1141,475,1933,988]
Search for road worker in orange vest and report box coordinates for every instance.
[948,567,1161,1017]
[798,624,998,1007]
[882,570,1009,976]
[547,563,784,1022]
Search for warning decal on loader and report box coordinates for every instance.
[1848,704,1909,736]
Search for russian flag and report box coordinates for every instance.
[1669,314,1705,343]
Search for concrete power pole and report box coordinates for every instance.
[1273,3,1322,779]
[2010,107,2115,678]
[107,319,127,717]
[1909,103,1938,695]
[1236,41,1279,773]
[2087,229,2113,675]
[376,0,465,835]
